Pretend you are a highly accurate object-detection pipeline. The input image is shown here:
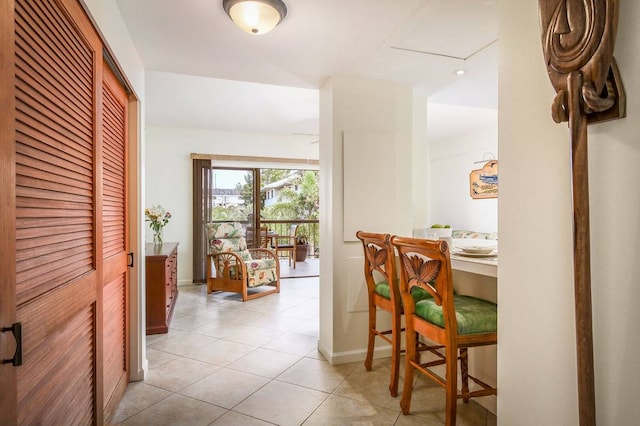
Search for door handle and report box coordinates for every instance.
[127,252,134,268]
[2,322,23,367]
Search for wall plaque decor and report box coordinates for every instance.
[538,1,625,425]
[469,160,498,199]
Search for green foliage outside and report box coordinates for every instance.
[211,168,320,252]
[261,169,288,187]
[261,170,319,220]
[261,170,320,252]
[236,172,254,218]
[211,204,246,221]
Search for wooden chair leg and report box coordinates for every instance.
[445,344,458,426]
[400,325,417,415]
[365,301,376,371]
[389,312,401,397]
[460,348,470,403]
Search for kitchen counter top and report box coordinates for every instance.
[450,253,498,278]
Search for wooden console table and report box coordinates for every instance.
[145,242,178,334]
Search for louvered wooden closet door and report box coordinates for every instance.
[13,0,104,423]
[0,0,17,421]
[101,62,130,420]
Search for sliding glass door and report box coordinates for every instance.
[192,157,320,283]
[208,167,320,249]
[210,167,261,246]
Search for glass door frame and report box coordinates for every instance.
[210,166,262,247]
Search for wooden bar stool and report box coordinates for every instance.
[356,231,431,396]
[390,235,497,425]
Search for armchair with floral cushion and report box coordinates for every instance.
[205,222,280,301]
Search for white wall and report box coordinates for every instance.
[81,0,144,93]
[499,2,640,425]
[412,96,429,230]
[427,104,498,233]
[318,76,421,362]
[145,126,319,284]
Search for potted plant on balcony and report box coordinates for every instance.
[295,233,310,262]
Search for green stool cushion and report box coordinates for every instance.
[414,295,497,335]
[374,281,432,303]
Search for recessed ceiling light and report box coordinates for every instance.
[455,69,467,76]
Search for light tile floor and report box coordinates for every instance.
[110,272,496,425]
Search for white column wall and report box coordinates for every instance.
[318,76,416,363]
[499,2,640,425]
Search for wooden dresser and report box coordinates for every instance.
[145,242,179,334]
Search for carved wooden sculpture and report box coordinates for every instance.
[538,1,625,424]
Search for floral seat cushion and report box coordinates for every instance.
[205,222,278,288]
[244,259,278,287]
[208,233,252,262]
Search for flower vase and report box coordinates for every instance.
[153,229,163,247]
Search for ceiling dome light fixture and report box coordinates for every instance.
[223,0,287,35]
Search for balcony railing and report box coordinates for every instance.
[208,219,320,257]
[261,220,319,258]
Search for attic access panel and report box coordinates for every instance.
[389,0,498,60]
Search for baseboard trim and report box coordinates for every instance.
[318,342,392,365]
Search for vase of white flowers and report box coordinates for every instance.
[145,205,172,246]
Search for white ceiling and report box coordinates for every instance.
[115,0,498,137]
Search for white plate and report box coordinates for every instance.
[453,249,497,258]
[460,246,495,254]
